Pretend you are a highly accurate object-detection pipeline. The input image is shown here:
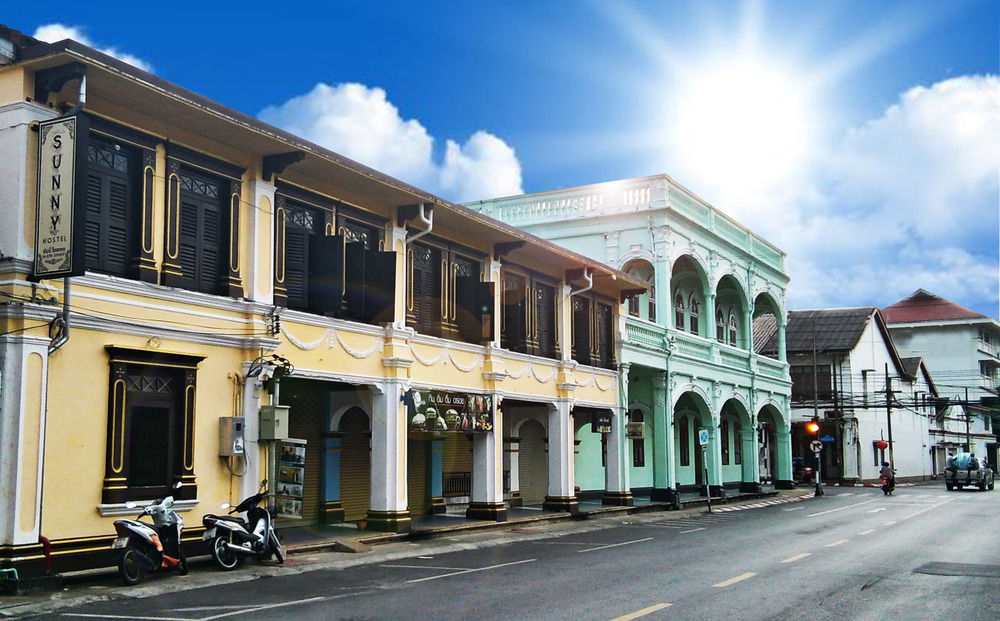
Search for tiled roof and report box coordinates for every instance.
[760,308,876,355]
[899,357,923,378]
[882,289,984,323]
[752,315,778,354]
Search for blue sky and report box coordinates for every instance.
[9,0,999,317]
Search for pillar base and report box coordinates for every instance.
[774,479,795,490]
[321,501,345,524]
[709,485,726,498]
[739,482,763,494]
[364,510,412,533]
[430,496,446,515]
[466,502,508,522]
[650,487,679,507]
[543,496,579,514]
[508,492,523,508]
[601,491,634,506]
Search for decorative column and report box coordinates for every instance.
[777,317,787,362]
[468,400,506,521]
[704,292,716,342]
[238,362,265,505]
[247,180,276,304]
[651,227,672,327]
[650,373,678,505]
[603,363,632,505]
[366,380,411,532]
[543,400,578,513]
[739,427,762,493]
[0,335,49,558]
[774,422,794,489]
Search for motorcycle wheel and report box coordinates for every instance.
[271,532,285,564]
[177,548,188,575]
[118,548,144,586]
[211,535,241,571]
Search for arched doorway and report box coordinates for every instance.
[518,419,548,505]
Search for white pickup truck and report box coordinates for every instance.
[945,453,995,491]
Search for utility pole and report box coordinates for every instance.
[885,363,894,470]
[965,387,972,453]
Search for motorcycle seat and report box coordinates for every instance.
[206,514,248,526]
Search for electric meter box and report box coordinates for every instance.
[259,405,289,441]
[218,417,246,456]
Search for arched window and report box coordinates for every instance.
[648,284,656,323]
[630,409,645,468]
[716,310,725,342]
[679,415,690,467]
[688,295,700,335]
[675,294,685,329]
[728,313,738,346]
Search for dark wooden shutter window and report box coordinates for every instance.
[679,416,690,467]
[597,302,614,369]
[177,170,225,294]
[572,297,592,366]
[409,244,440,335]
[309,235,345,316]
[85,136,137,276]
[535,283,556,359]
[501,273,526,353]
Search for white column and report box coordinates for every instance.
[468,401,506,520]
[603,406,632,503]
[505,436,520,505]
[543,400,577,512]
[489,258,502,345]
[239,361,265,503]
[246,180,276,304]
[0,335,50,547]
[367,379,410,530]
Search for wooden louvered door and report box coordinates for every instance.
[597,302,614,368]
[407,439,429,516]
[518,420,548,505]
[285,382,326,525]
[85,135,136,276]
[408,244,440,335]
[501,273,526,353]
[283,225,309,310]
[535,283,556,359]
[572,297,592,366]
[177,170,224,294]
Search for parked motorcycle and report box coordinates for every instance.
[202,481,285,570]
[111,484,187,585]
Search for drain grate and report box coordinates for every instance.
[913,562,1000,578]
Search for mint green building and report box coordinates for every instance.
[469,175,793,503]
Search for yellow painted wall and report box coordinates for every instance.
[0,67,28,105]
[19,353,43,533]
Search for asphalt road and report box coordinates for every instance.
[14,485,1000,620]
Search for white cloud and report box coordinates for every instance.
[745,75,1000,315]
[32,24,153,73]
[258,82,523,203]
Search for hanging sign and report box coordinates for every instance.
[592,410,613,434]
[32,114,89,280]
[407,389,493,433]
[626,421,645,439]
[698,428,710,446]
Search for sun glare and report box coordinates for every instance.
[669,58,814,197]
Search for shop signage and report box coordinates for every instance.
[592,410,612,434]
[626,421,644,439]
[407,389,494,433]
[33,114,88,280]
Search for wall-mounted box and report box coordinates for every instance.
[259,405,289,441]
[219,417,246,456]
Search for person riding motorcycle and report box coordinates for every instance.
[879,461,895,492]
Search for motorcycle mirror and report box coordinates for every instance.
[124,501,138,509]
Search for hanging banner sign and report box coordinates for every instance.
[33,114,89,280]
[592,410,613,434]
[407,389,494,433]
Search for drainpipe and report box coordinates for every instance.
[406,202,434,244]
[569,268,593,297]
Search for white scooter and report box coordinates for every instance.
[111,483,187,585]
[202,481,285,570]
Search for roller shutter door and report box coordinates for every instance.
[286,383,325,525]
[407,439,429,515]
[339,408,371,522]
[519,420,548,505]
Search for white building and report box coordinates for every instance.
[882,289,1000,467]
[758,308,937,482]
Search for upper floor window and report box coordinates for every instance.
[408,242,486,344]
[790,364,833,401]
[85,134,140,277]
[177,169,227,294]
[501,270,557,358]
[728,313,738,347]
[572,294,616,369]
[674,295,685,329]
[716,310,725,342]
[688,295,700,335]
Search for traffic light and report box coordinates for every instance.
[806,419,820,434]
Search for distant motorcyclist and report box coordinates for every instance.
[879,461,895,491]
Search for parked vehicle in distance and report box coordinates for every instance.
[792,457,814,484]
[110,482,187,585]
[945,453,995,491]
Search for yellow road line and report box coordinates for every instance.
[610,603,673,621]
[713,572,757,587]
[883,520,897,526]
[781,553,811,563]
[858,529,876,535]
[825,539,849,547]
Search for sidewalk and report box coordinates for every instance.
[0,486,814,618]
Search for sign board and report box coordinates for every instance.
[407,389,493,433]
[820,435,836,443]
[810,440,823,453]
[33,114,89,280]
[698,428,710,446]
[592,410,613,434]
[626,421,645,439]
[276,438,306,519]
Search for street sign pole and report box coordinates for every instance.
[699,428,711,513]
[811,440,824,497]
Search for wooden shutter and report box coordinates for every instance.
[572,297,591,366]
[284,226,309,310]
[364,249,396,324]
[85,137,136,276]
[200,205,222,293]
[536,283,556,358]
[339,409,370,522]
[407,440,429,516]
[501,274,526,352]
[455,274,481,343]
[344,242,367,320]
[308,235,345,315]
[177,199,199,290]
[597,302,614,368]
[410,245,439,334]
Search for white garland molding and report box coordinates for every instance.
[281,325,383,359]
[408,342,483,373]
[575,373,616,392]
